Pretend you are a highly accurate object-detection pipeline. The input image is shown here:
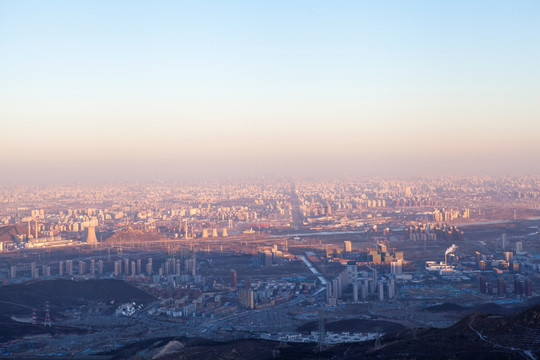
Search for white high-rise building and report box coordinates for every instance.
[391,259,403,275]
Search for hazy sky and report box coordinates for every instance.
[1,1,539,183]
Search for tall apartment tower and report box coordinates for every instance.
[230,269,237,288]
[66,260,73,276]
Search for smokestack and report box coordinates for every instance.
[444,244,458,265]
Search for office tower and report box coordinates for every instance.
[344,241,352,252]
[504,252,513,262]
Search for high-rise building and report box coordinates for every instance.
[59,261,64,276]
[525,279,533,297]
[479,260,486,270]
[230,269,237,288]
[114,260,122,277]
[90,259,95,275]
[238,288,254,309]
[10,265,17,279]
[66,260,73,276]
[497,278,506,297]
[344,241,352,252]
[78,260,86,275]
[42,265,51,277]
[31,262,39,279]
[388,279,395,299]
[479,275,487,294]
[131,261,136,277]
[514,277,522,296]
[391,259,403,275]
[98,260,103,275]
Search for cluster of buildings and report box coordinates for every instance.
[257,245,284,267]
[326,262,398,306]
[406,224,464,242]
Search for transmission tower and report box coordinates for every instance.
[43,301,52,327]
[374,329,381,348]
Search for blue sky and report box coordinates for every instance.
[1,1,539,182]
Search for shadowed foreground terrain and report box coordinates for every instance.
[104,304,540,360]
[0,279,154,342]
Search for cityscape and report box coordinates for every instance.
[0,177,539,358]
[1,1,539,359]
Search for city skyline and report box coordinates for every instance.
[1,1,539,183]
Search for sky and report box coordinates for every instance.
[1,1,539,183]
